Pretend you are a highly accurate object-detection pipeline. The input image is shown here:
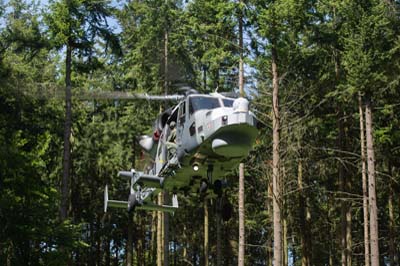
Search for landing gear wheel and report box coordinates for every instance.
[199,180,208,194]
[213,180,223,198]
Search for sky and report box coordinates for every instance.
[1,0,123,34]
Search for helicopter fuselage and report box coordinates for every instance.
[152,94,258,194]
[104,92,258,213]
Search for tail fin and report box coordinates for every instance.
[104,185,109,213]
[104,185,128,212]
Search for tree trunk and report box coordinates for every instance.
[157,193,163,266]
[105,236,110,266]
[71,159,81,265]
[203,65,207,91]
[298,160,311,266]
[365,98,379,266]
[61,42,72,221]
[338,110,352,266]
[183,224,187,263]
[359,93,370,266]
[271,40,282,266]
[163,192,169,266]
[299,160,306,266]
[164,10,168,108]
[162,11,169,265]
[238,3,245,265]
[127,139,137,266]
[282,166,287,266]
[217,198,222,266]
[193,244,198,266]
[96,220,102,266]
[6,240,13,266]
[283,217,288,266]
[127,215,133,266]
[238,163,245,266]
[204,198,209,266]
[151,209,157,265]
[388,162,397,265]
[346,201,352,266]
[137,217,144,266]
[267,179,273,266]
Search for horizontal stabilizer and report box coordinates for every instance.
[119,169,163,188]
[108,200,128,209]
[118,171,134,178]
[136,174,163,188]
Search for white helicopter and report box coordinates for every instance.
[103,89,258,213]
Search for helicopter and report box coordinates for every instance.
[103,88,258,213]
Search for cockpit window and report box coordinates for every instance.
[222,99,234,107]
[189,96,220,115]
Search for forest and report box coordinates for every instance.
[1,0,400,265]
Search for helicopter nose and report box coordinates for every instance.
[233,97,249,112]
[212,137,250,158]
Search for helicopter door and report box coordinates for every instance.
[176,101,186,147]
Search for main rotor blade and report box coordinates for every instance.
[17,85,185,101]
[77,91,184,101]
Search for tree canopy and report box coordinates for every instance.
[1,0,400,265]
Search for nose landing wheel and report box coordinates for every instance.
[213,179,223,197]
[127,192,138,213]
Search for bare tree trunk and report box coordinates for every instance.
[238,3,245,265]
[346,201,352,266]
[217,198,222,266]
[267,182,273,266]
[105,236,110,266]
[283,217,288,266]
[337,102,346,266]
[298,160,311,266]
[6,240,13,266]
[203,65,207,91]
[157,193,163,266]
[359,93,370,266]
[282,166,287,266]
[193,244,198,266]
[183,224,187,263]
[163,7,168,107]
[162,10,170,265]
[299,160,306,266]
[61,42,72,221]
[305,207,311,265]
[137,218,144,266]
[204,198,209,266]
[338,111,352,266]
[328,195,335,266]
[127,215,133,266]
[388,162,397,266]
[238,163,245,266]
[365,98,379,266]
[163,192,169,266]
[96,220,102,266]
[271,40,282,266]
[151,210,157,264]
[334,49,352,266]
[345,123,352,264]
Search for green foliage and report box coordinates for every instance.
[1,0,400,264]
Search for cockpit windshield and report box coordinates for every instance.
[222,99,234,107]
[189,96,220,114]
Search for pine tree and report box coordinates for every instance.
[45,0,120,222]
